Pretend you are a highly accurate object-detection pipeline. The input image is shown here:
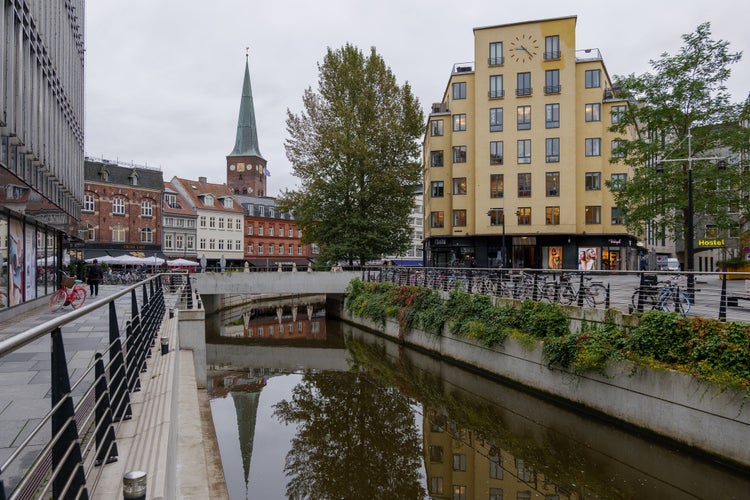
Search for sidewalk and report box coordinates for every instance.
[0,284,227,499]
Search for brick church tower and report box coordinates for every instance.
[227,53,267,197]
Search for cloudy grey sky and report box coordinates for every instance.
[84,0,749,197]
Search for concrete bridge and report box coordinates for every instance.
[192,270,361,297]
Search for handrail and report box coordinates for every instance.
[0,273,181,499]
[0,278,148,357]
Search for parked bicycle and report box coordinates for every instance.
[548,273,607,306]
[630,276,690,316]
[49,272,87,312]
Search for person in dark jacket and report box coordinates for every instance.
[87,259,104,297]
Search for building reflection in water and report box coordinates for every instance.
[207,302,750,499]
[215,293,327,341]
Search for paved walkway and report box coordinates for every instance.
[0,284,228,499]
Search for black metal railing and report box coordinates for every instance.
[363,266,739,323]
[0,274,179,499]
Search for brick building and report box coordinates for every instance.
[81,158,165,260]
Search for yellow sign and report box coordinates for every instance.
[697,239,725,247]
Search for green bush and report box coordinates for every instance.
[345,279,750,391]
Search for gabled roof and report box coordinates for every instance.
[228,55,264,159]
[170,177,244,214]
[162,181,195,216]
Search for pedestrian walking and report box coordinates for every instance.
[87,259,104,297]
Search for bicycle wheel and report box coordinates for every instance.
[559,286,574,305]
[586,283,607,306]
[659,290,691,315]
[541,283,558,302]
[49,289,67,312]
[70,287,87,309]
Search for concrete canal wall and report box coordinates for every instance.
[338,308,750,470]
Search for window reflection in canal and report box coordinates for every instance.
[207,297,750,499]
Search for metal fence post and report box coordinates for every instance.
[126,321,141,392]
[51,327,89,499]
[577,273,585,307]
[719,273,727,322]
[108,302,132,421]
[94,353,119,466]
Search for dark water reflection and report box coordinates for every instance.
[207,303,750,499]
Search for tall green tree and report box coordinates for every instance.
[281,44,424,266]
[608,22,748,251]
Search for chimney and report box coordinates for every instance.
[198,176,207,184]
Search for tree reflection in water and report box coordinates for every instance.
[273,370,427,499]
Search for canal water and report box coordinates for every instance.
[206,296,750,499]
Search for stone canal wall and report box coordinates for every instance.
[339,308,750,470]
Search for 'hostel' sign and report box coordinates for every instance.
[697,239,725,248]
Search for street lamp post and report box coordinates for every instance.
[657,128,726,300]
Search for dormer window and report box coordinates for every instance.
[203,194,214,207]
[165,193,177,208]
[99,167,110,182]
[223,197,233,209]
[129,170,138,186]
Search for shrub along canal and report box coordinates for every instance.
[204,297,750,499]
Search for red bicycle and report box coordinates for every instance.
[49,273,87,312]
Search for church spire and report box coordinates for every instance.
[229,50,264,159]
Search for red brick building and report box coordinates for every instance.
[81,158,165,260]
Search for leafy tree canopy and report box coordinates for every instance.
[280,44,424,266]
[608,22,748,241]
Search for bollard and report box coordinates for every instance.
[123,470,147,500]
[160,337,169,355]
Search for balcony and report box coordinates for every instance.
[516,88,533,97]
[431,102,449,114]
[488,56,504,66]
[488,89,505,99]
[575,48,602,62]
[544,51,561,61]
[544,85,561,95]
[452,62,475,74]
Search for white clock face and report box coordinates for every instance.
[229,164,236,171]
[247,186,253,194]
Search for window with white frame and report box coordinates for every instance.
[165,234,174,249]
[141,227,153,243]
[83,194,95,212]
[247,225,253,235]
[199,238,206,249]
[112,197,125,215]
[141,200,153,217]
[209,239,215,250]
[218,239,224,250]
[200,216,206,227]
[113,225,126,242]
[259,225,264,236]
[187,235,195,249]
[176,235,184,249]
[218,217,225,229]
[209,217,216,228]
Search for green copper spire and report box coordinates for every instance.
[229,53,264,159]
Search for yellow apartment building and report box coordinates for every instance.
[423,16,638,270]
